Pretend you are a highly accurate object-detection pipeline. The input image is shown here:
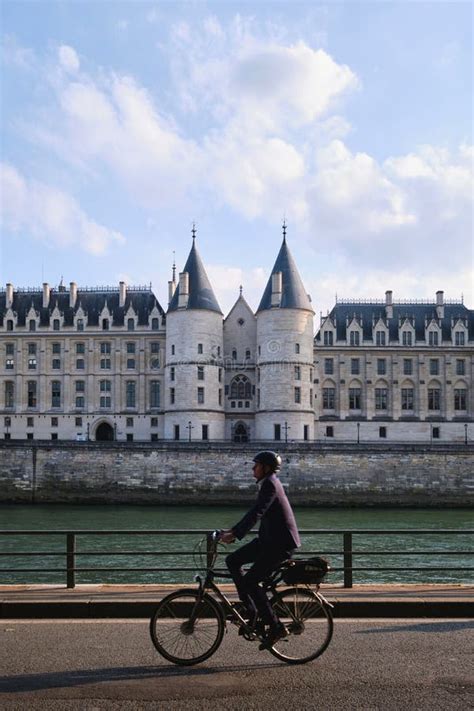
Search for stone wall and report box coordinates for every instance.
[0,442,473,506]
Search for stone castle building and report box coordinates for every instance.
[0,231,472,443]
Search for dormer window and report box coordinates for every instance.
[349,331,360,346]
[7,320,13,331]
[29,320,36,332]
[151,318,159,330]
[455,332,465,346]
[376,331,386,346]
[127,318,135,331]
[428,331,439,346]
[77,319,84,331]
[102,319,109,331]
[402,331,412,346]
[323,331,333,346]
[53,319,60,331]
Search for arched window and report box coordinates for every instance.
[230,375,252,399]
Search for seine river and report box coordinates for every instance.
[0,505,472,586]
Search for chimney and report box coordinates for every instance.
[69,282,77,308]
[385,290,393,319]
[436,290,444,319]
[271,272,282,307]
[42,283,50,308]
[119,281,126,308]
[178,272,189,309]
[168,280,176,304]
[5,283,13,309]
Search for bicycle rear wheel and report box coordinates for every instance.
[150,588,225,666]
[269,586,333,664]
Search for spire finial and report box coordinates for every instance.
[191,221,196,242]
[282,217,287,243]
[172,251,176,283]
[239,285,243,297]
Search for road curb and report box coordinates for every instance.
[1,599,472,619]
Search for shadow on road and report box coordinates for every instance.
[0,660,283,694]
[355,620,474,635]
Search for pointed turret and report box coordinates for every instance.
[168,236,222,314]
[257,233,313,313]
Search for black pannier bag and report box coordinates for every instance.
[281,556,330,585]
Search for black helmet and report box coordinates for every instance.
[253,451,282,472]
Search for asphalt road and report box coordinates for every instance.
[0,619,473,710]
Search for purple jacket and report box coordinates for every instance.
[232,473,301,551]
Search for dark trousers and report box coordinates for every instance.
[226,538,293,627]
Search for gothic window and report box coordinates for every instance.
[53,319,60,331]
[7,320,13,331]
[127,318,135,331]
[126,381,136,408]
[5,381,14,408]
[455,331,465,346]
[102,319,109,331]
[51,381,61,408]
[323,331,333,346]
[375,388,388,410]
[428,331,439,346]
[77,319,84,331]
[151,318,159,330]
[349,388,361,410]
[230,375,252,399]
[454,388,467,411]
[322,387,335,409]
[29,320,36,331]
[150,381,160,408]
[401,388,414,410]
[428,388,441,411]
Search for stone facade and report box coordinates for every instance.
[0,235,473,444]
[0,442,472,506]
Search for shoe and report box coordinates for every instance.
[258,622,287,650]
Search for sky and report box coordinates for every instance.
[1,0,472,320]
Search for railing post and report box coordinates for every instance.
[343,532,353,588]
[66,533,76,589]
[206,532,213,569]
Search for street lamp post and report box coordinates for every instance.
[187,421,194,442]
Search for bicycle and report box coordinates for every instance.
[150,530,334,666]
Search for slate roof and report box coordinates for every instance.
[168,240,222,314]
[257,239,313,313]
[315,301,474,343]
[0,287,164,328]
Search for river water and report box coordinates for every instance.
[0,505,472,585]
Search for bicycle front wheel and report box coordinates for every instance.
[269,586,333,664]
[150,589,225,666]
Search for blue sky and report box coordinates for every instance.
[1,1,472,318]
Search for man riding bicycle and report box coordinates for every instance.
[220,450,301,649]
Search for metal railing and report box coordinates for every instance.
[0,529,472,589]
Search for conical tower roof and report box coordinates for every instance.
[168,238,222,314]
[257,237,313,313]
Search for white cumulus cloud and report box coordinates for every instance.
[0,163,125,255]
[58,44,80,72]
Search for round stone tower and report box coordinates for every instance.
[164,233,225,441]
[255,228,315,442]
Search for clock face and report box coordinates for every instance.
[151,357,160,370]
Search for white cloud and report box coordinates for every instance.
[0,163,125,255]
[1,34,35,69]
[207,264,268,314]
[58,45,80,73]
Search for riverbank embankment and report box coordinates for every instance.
[1,441,473,506]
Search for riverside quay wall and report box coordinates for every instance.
[0,441,473,506]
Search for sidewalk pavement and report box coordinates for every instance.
[0,583,472,618]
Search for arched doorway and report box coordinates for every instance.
[95,422,114,441]
[234,422,248,443]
